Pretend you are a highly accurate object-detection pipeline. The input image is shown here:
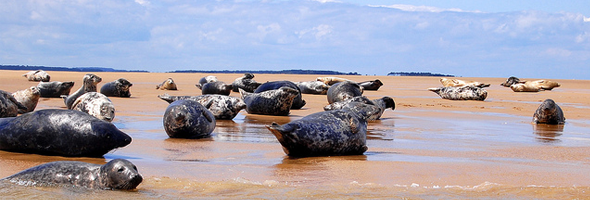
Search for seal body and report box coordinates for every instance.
[0,109,131,157]
[158,94,246,120]
[296,81,330,95]
[71,92,115,122]
[64,74,102,109]
[510,80,560,92]
[440,78,490,88]
[2,159,142,190]
[323,96,394,120]
[241,87,298,116]
[163,100,216,139]
[232,73,261,92]
[0,90,28,118]
[254,81,306,109]
[327,81,363,104]
[201,81,233,96]
[533,99,565,124]
[500,76,521,87]
[358,79,383,91]
[156,78,177,90]
[12,86,40,114]
[100,78,133,97]
[316,76,351,86]
[428,86,487,101]
[196,76,218,89]
[37,81,75,98]
[267,102,380,157]
[23,70,50,82]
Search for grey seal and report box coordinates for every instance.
[296,81,330,95]
[156,78,177,90]
[326,81,363,104]
[428,86,487,101]
[500,76,521,87]
[0,90,28,118]
[370,96,395,120]
[2,159,142,190]
[163,100,216,139]
[12,86,40,114]
[254,81,306,109]
[100,78,133,97]
[0,109,131,157]
[358,79,383,91]
[64,74,102,109]
[323,96,395,120]
[71,92,115,122]
[533,99,565,124]
[22,70,50,82]
[240,87,298,116]
[37,81,75,98]
[201,81,233,96]
[158,94,246,120]
[232,73,261,92]
[196,75,218,89]
[267,102,381,157]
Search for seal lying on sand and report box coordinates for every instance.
[156,78,177,90]
[158,94,246,120]
[240,87,298,116]
[22,70,50,82]
[510,80,561,92]
[64,74,102,109]
[100,78,133,97]
[232,73,261,92]
[196,76,218,89]
[316,76,351,86]
[296,81,330,95]
[440,78,490,88]
[163,100,216,139]
[358,79,383,91]
[428,86,488,101]
[267,102,380,157]
[201,81,233,96]
[254,81,306,109]
[2,159,143,190]
[533,99,565,124]
[327,81,363,104]
[12,86,40,114]
[37,81,75,98]
[71,92,115,122]
[324,96,395,120]
[500,76,522,87]
[0,90,28,118]
[0,109,131,157]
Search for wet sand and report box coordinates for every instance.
[0,70,589,199]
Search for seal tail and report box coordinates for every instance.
[157,94,175,104]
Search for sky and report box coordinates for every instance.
[1,0,589,79]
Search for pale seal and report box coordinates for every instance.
[201,81,233,96]
[232,73,261,93]
[0,109,131,157]
[358,79,384,91]
[500,76,522,87]
[296,81,330,95]
[156,78,177,90]
[428,86,488,101]
[267,102,381,157]
[64,74,102,109]
[163,100,216,139]
[100,78,133,97]
[12,86,40,114]
[71,92,115,122]
[158,94,246,120]
[316,76,351,86]
[2,159,142,190]
[533,99,565,124]
[22,70,50,82]
[254,81,306,109]
[440,78,490,88]
[37,81,75,98]
[510,80,560,92]
[326,81,363,104]
[0,90,28,118]
[196,76,218,89]
[240,87,298,116]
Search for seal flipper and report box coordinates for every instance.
[202,109,214,123]
[157,94,175,104]
[7,95,28,111]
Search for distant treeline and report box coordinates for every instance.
[0,65,148,73]
[387,72,454,77]
[170,69,360,75]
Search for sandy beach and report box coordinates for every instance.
[0,70,589,199]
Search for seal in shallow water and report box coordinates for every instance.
[327,81,363,104]
[156,78,177,90]
[64,74,102,109]
[232,73,261,93]
[37,81,75,98]
[254,81,306,109]
[428,86,487,101]
[267,102,381,157]
[2,159,143,190]
[0,109,131,157]
[100,78,133,97]
[323,96,395,120]
[240,87,299,116]
[201,81,233,96]
[533,99,565,124]
[0,90,28,118]
[158,94,246,120]
[12,86,40,114]
[163,100,216,139]
[71,92,115,122]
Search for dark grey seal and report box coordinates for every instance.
[428,86,487,101]
[370,96,395,120]
[358,79,383,91]
[0,109,131,157]
[326,81,363,104]
[196,75,218,89]
[158,94,246,120]
[240,87,298,116]
[12,86,40,114]
[232,73,261,93]
[156,78,177,90]
[323,96,395,120]
[254,81,306,109]
[163,100,216,139]
[500,76,521,87]
[2,159,142,190]
[0,90,27,118]
[64,74,102,109]
[201,81,233,96]
[22,70,50,82]
[100,78,133,97]
[37,81,75,98]
[533,99,565,124]
[296,81,330,95]
[71,92,115,122]
[267,102,381,157]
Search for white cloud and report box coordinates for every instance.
[370,4,481,13]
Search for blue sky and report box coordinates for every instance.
[1,0,589,79]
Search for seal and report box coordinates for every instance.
[316,76,351,86]
[428,86,488,101]
[0,90,28,118]
[100,78,133,97]
[296,81,330,95]
[37,81,75,98]
[500,76,522,87]
[358,79,384,91]
[509,80,560,92]
[12,86,40,114]
[370,96,395,120]
[2,159,143,190]
[240,87,298,116]
[158,94,246,120]
[326,81,363,104]
[440,78,490,88]
[71,92,115,122]
[156,78,177,90]
[201,81,233,96]
[266,102,381,157]
[64,74,102,109]
[0,109,131,157]
[163,100,216,139]
[22,70,50,82]
[196,75,218,89]
[232,73,261,92]
[533,99,565,124]
[323,96,394,120]
[254,81,306,109]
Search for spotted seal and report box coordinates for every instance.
[533,99,565,124]
[240,87,298,116]
[196,76,218,89]
[158,94,246,120]
[323,96,394,120]
[2,159,142,190]
[428,86,487,101]
[12,86,40,114]
[0,90,28,118]
[254,81,306,109]
[37,81,75,98]
[156,78,177,90]
[232,73,261,93]
[358,79,384,91]
[440,78,490,88]
[22,70,50,82]
[326,81,363,104]
[100,78,133,97]
[163,100,216,139]
[201,81,233,96]
[0,109,131,157]
[267,102,381,157]
[64,74,102,109]
[316,76,351,86]
[71,92,115,122]
[296,81,330,95]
